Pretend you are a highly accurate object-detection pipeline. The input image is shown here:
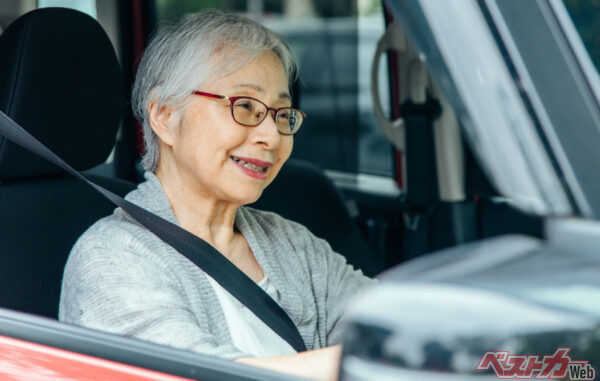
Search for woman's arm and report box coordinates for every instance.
[312,237,378,345]
[235,345,342,381]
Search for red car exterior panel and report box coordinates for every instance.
[0,335,192,380]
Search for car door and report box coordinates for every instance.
[0,307,303,380]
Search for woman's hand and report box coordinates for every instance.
[235,344,343,381]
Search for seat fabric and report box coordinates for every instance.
[0,175,134,317]
[0,8,135,318]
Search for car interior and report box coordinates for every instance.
[0,0,563,378]
[0,0,545,324]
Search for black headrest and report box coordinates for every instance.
[0,8,123,180]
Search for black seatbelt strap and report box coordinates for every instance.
[401,97,441,259]
[0,111,307,352]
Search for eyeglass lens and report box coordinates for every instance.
[232,98,303,134]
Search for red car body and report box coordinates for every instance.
[0,335,191,381]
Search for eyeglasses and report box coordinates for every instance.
[192,91,306,135]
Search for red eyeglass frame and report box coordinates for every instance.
[192,91,306,135]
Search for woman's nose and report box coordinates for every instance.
[252,110,281,148]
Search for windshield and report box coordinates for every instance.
[386,0,600,218]
[385,0,573,217]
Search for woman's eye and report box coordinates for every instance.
[236,102,253,111]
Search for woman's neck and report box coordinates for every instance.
[155,166,240,251]
[155,166,265,281]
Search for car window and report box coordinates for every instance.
[563,0,600,73]
[0,1,120,63]
[156,0,393,177]
[37,0,96,17]
[0,2,36,33]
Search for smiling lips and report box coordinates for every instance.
[231,156,273,179]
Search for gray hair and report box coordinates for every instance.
[131,10,299,172]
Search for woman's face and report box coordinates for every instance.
[157,50,293,206]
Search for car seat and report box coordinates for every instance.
[0,8,136,318]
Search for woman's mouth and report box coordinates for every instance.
[231,156,271,179]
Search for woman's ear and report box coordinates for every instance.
[148,100,179,147]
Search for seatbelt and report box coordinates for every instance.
[401,97,441,259]
[0,111,307,353]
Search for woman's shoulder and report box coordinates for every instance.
[67,208,161,271]
[237,206,333,266]
[73,208,147,251]
[70,172,177,263]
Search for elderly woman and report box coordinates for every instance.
[59,9,373,380]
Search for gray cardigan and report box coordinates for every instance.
[59,172,375,359]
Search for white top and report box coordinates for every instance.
[206,275,298,358]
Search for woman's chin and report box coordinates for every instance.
[229,188,264,206]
